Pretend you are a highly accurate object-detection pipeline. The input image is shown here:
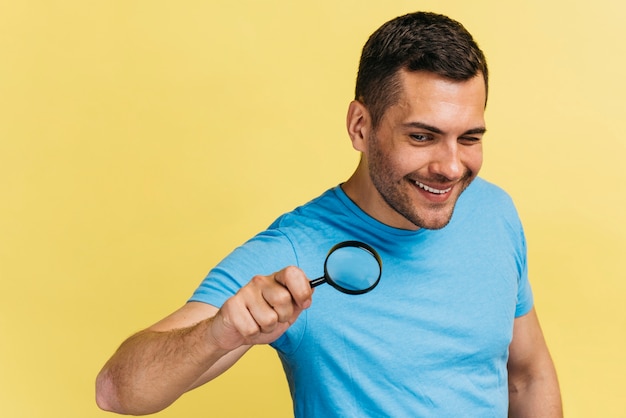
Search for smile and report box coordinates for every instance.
[415,181,452,195]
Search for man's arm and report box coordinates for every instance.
[507,307,563,418]
[95,266,313,415]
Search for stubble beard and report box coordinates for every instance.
[367,135,473,230]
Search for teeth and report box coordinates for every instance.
[415,181,452,195]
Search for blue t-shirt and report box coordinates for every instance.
[190,178,533,417]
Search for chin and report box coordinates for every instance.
[411,216,451,230]
[420,219,452,230]
[410,207,456,230]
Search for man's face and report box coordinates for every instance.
[355,70,486,230]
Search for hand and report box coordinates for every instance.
[207,266,314,351]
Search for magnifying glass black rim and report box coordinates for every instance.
[322,240,383,295]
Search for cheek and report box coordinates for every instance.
[464,146,483,174]
[396,154,421,176]
[372,147,413,179]
[367,133,425,178]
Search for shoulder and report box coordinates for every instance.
[464,177,515,205]
[225,186,348,269]
[451,178,524,240]
[458,178,519,219]
[269,186,346,229]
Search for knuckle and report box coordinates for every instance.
[239,321,261,338]
[282,265,302,278]
[257,311,279,330]
[272,290,293,306]
[250,274,267,287]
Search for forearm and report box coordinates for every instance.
[95,268,312,414]
[96,318,228,415]
[508,369,563,418]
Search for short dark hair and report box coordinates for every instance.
[355,12,489,128]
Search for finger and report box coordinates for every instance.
[242,276,283,333]
[220,294,263,339]
[273,266,314,309]
[260,284,295,323]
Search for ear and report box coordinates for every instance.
[346,100,371,152]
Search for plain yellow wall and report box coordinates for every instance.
[1,1,624,417]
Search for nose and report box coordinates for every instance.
[429,141,463,181]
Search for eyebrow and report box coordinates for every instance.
[402,122,487,136]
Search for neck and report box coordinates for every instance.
[341,158,368,207]
[341,158,420,231]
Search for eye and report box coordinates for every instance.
[458,136,483,145]
[409,133,432,142]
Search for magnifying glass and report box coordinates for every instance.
[309,241,382,295]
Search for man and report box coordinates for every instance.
[96,11,562,417]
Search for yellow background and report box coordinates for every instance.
[1,1,624,417]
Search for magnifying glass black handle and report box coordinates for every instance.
[309,276,327,288]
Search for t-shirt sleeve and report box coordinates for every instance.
[515,224,534,317]
[188,229,298,308]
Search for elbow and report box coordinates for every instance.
[95,369,123,413]
[95,368,170,416]
[95,393,117,414]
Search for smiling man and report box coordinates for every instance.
[344,70,486,230]
[97,12,562,417]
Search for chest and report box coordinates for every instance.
[294,228,522,373]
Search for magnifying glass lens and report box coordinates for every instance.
[311,241,382,295]
[326,246,380,291]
